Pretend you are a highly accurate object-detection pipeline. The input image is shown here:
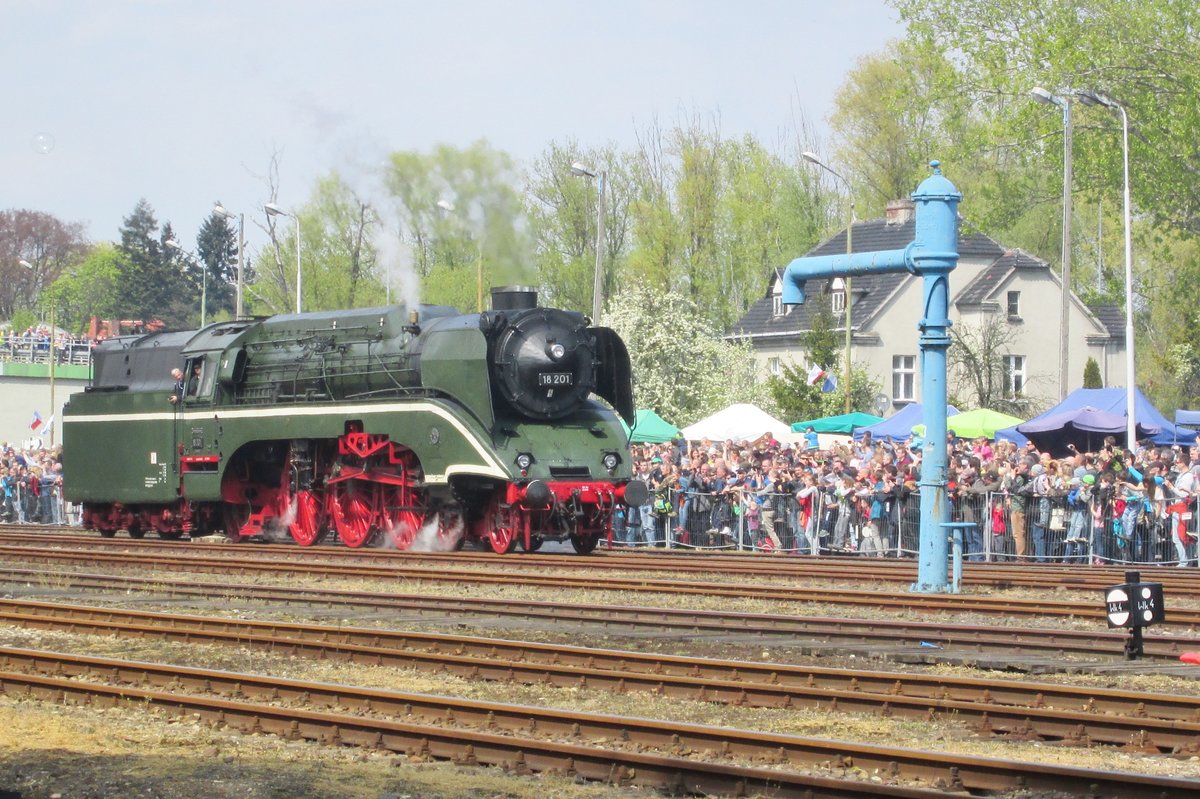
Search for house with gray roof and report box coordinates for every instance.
[727,200,1126,415]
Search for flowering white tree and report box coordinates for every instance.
[602,284,776,427]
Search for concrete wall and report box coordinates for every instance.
[0,363,90,447]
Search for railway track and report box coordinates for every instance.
[7,527,1200,594]
[5,543,1200,631]
[4,598,1199,752]
[3,644,1198,797]
[1,566,1194,666]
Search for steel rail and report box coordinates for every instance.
[0,567,1191,663]
[2,647,1197,797]
[8,528,1200,594]
[4,599,1198,752]
[5,544,1198,628]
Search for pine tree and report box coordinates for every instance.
[116,199,190,327]
[196,212,238,317]
[1083,357,1103,389]
[801,299,841,370]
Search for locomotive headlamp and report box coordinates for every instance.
[602,452,619,472]
[515,453,534,472]
[548,342,566,360]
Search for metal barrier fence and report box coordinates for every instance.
[1,336,94,367]
[5,477,1196,564]
[1,482,78,526]
[613,486,1200,566]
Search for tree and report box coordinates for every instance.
[195,211,238,318]
[603,283,773,426]
[41,244,123,334]
[115,200,191,327]
[800,301,840,374]
[764,293,880,422]
[0,209,89,319]
[948,316,1045,415]
[625,119,827,330]
[1082,357,1103,389]
[767,363,878,424]
[260,173,382,313]
[829,40,966,216]
[382,141,531,312]
[895,0,1200,237]
[525,140,634,315]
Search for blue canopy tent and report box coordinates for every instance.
[996,388,1197,448]
[1177,409,1200,429]
[854,403,959,443]
[1015,406,1160,458]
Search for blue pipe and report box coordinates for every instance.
[782,161,962,592]
[780,249,909,305]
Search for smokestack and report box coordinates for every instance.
[490,285,538,312]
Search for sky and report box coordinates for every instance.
[2,1,903,254]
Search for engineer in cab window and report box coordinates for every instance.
[186,363,202,397]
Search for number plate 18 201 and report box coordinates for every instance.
[538,372,573,386]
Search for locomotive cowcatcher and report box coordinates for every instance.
[62,287,647,553]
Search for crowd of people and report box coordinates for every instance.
[0,325,96,365]
[0,441,67,525]
[5,410,1198,568]
[617,430,1200,567]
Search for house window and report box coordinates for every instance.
[1007,290,1021,319]
[1004,355,1026,398]
[767,357,782,377]
[892,355,916,402]
[831,288,845,314]
[772,294,783,317]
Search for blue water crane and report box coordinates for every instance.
[782,161,962,592]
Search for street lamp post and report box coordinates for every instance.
[165,238,206,327]
[1078,90,1136,448]
[801,152,854,414]
[264,203,302,314]
[213,203,245,319]
[20,259,56,446]
[570,162,606,323]
[1031,87,1074,401]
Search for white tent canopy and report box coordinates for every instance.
[681,403,791,443]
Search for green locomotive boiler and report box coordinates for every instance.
[62,287,646,553]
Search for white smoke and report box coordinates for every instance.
[406,512,464,552]
[371,222,421,309]
[262,496,299,543]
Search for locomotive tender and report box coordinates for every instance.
[63,287,647,553]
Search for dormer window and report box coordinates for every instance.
[771,279,784,317]
[830,277,846,314]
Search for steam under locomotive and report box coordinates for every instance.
[62,287,647,553]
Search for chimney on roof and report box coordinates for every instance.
[885,199,915,226]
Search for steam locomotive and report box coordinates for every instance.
[62,287,647,553]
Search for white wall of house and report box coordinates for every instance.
[748,263,1122,417]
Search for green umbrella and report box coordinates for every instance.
[914,408,1026,440]
[791,411,883,435]
[619,409,680,443]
